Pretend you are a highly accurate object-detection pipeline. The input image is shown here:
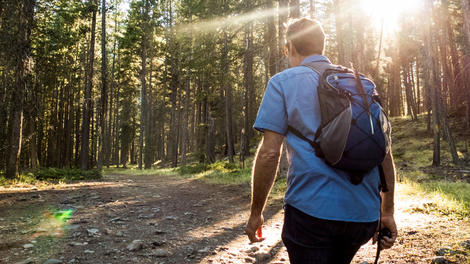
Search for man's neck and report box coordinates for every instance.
[289,53,321,68]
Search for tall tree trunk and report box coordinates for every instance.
[181,5,191,165]
[108,20,117,168]
[424,0,440,166]
[278,0,288,71]
[333,0,346,65]
[310,0,315,18]
[290,0,300,18]
[139,0,149,170]
[206,108,216,164]
[460,0,470,129]
[80,0,97,170]
[160,40,168,162]
[114,47,121,167]
[98,0,108,172]
[241,0,253,163]
[145,23,154,169]
[6,0,35,179]
[224,29,234,163]
[267,0,277,77]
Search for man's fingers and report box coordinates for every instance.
[256,226,263,239]
[380,236,396,250]
[245,228,265,243]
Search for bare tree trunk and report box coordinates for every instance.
[181,5,191,165]
[114,46,121,167]
[241,0,253,164]
[333,0,346,65]
[309,0,315,18]
[160,40,168,162]
[267,0,277,77]
[461,0,470,129]
[278,0,288,72]
[98,0,108,172]
[139,0,149,170]
[145,24,154,169]
[206,109,216,164]
[80,0,97,171]
[290,0,300,18]
[224,29,234,163]
[424,0,440,166]
[107,19,117,168]
[6,0,35,179]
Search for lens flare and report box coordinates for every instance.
[30,209,74,239]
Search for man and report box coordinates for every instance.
[245,18,397,264]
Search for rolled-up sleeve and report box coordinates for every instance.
[253,76,288,135]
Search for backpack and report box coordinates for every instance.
[288,62,391,187]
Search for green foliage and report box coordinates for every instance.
[178,163,209,175]
[400,180,470,219]
[34,168,102,181]
[177,161,239,176]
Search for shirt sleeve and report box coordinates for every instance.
[253,76,288,135]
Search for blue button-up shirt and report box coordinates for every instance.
[254,55,381,222]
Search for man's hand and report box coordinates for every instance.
[245,213,265,243]
[245,130,284,244]
[373,215,397,250]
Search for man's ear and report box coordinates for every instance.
[289,41,298,57]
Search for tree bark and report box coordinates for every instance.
[241,0,253,163]
[290,0,300,18]
[6,0,35,179]
[98,0,108,172]
[333,0,346,65]
[278,0,288,72]
[267,0,277,77]
[108,19,117,168]
[224,29,234,163]
[181,5,191,165]
[460,0,470,129]
[80,0,97,171]
[423,0,440,166]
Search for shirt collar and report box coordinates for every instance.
[301,55,332,65]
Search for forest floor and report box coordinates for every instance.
[1,169,470,264]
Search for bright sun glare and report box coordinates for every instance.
[360,0,423,30]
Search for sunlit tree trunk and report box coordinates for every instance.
[241,0,253,164]
[290,0,300,18]
[423,0,440,166]
[223,28,234,163]
[267,0,277,77]
[461,0,470,129]
[333,0,346,65]
[278,0,288,71]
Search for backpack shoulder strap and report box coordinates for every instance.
[300,61,336,75]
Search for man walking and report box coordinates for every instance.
[245,18,397,263]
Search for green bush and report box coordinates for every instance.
[177,161,240,176]
[34,168,102,181]
[177,163,209,175]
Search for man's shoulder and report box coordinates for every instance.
[272,65,318,83]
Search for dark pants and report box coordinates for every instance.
[281,204,378,264]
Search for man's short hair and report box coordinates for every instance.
[285,18,325,56]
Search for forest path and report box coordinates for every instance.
[0,173,469,264]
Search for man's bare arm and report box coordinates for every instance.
[375,148,397,250]
[245,130,284,243]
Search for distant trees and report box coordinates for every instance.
[1,0,470,176]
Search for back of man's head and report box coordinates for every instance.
[285,18,325,56]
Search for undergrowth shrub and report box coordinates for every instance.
[177,161,239,176]
[34,168,102,181]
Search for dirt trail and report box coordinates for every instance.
[0,173,469,264]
